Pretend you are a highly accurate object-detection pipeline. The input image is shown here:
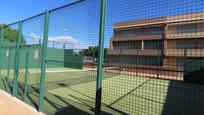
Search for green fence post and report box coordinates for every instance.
[39,10,49,112]
[13,21,23,96]
[23,47,29,100]
[6,48,11,91]
[95,0,107,114]
[0,27,3,80]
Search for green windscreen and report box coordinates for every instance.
[0,23,19,94]
[0,0,204,114]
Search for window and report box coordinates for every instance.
[114,31,120,38]
[144,27,163,35]
[176,40,198,49]
[122,30,139,37]
[108,55,162,66]
[138,56,159,66]
[113,41,142,49]
[144,40,162,49]
[176,24,197,33]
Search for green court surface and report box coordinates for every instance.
[0,68,204,115]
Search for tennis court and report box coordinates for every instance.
[1,0,204,114]
[1,67,204,115]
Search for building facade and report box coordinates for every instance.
[107,12,204,80]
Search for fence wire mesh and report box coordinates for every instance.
[44,0,101,114]
[0,0,204,115]
[0,23,19,94]
[103,0,204,115]
[14,14,45,109]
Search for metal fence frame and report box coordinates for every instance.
[1,0,203,115]
[0,0,107,114]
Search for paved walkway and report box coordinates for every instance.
[0,90,44,115]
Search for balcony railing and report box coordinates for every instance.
[164,49,204,57]
[111,35,163,41]
[107,49,161,56]
[107,49,204,57]
[166,32,204,39]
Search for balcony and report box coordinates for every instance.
[164,49,204,57]
[111,35,163,42]
[107,49,161,56]
[166,32,204,39]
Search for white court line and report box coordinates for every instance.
[28,69,84,73]
[25,67,119,74]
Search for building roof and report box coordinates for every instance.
[114,12,204,29]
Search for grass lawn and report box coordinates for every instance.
[0,68,204,115]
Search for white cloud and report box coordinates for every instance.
[30,33,42,39]
[30,33,88,49]
[48,35,79,44]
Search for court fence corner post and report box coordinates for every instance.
[39,10,50,112]
[95,0,107,115]
[0,27,3,80]
[12,21,23,96]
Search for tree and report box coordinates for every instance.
[79,46,107,62]
[0,24,26,44]
[79,46,98,57]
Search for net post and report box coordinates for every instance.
[12,20,23,96]
[95,0,107,114]
[39,10,49,112]
[0,27,3,80]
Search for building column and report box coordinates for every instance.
[163,24,168,67]
[164,24,168,49]
[110,40,113,50]
[142,40,144,50]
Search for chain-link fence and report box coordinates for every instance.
[0,0,204,115]
[103,0,204,114]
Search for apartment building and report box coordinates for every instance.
[107,12,204,79]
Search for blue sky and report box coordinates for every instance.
[0,0,77,24]
[1,0,204,49]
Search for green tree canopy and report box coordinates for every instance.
[79,46,107,62]
[80,46,98,57]
[0,24,26,44]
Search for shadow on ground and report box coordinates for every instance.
[55,106,91,115]
[162,80,204,115]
